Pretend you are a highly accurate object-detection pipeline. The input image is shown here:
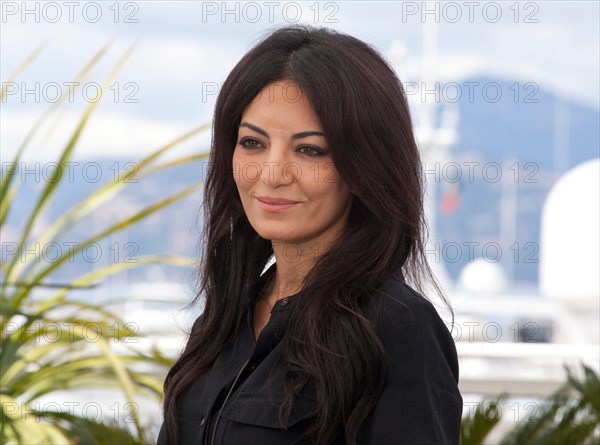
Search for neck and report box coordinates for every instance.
[267,239,326,300]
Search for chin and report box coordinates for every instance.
[256,230,298,243]
[254,226,306,244]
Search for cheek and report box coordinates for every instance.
[232,148,240,178]
[232,149,249,189]
[304,168,349,207]
[233,148,265,186]
[319,163,346,192]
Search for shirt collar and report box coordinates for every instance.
[243,262,300,312]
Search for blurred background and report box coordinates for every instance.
[1,1,598,443]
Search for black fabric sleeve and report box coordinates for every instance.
[357,287,463,445]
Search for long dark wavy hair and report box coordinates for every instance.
[163,24,452,445]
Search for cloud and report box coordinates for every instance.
[386,16,599,110]
[1,109,209,162]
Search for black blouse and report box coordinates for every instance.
[157,263,463,444]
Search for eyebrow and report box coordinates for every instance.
[239,122,325,140]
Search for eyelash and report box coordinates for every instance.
[238,137,327,157]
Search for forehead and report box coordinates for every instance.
[240,81,322,131]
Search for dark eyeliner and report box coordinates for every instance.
[299,145,328,156]
[238,137,262,148]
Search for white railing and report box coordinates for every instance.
[457,341,599,396]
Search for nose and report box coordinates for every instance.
[259,144,299,187]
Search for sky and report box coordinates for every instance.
[1,0,599,161]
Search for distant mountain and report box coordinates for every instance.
[455,76,598,168]
[434,76,599,284]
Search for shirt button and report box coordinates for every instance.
[280,297,289,307]
[200,417,206,426]
[249,363,257,370]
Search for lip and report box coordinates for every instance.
[256,196,299,205]
[255,195,300,212]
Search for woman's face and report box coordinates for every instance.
[233,80,353,249]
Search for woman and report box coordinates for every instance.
[158,24,463,445]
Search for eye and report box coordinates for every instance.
[297,145,326,157]
[238,137,263,149]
